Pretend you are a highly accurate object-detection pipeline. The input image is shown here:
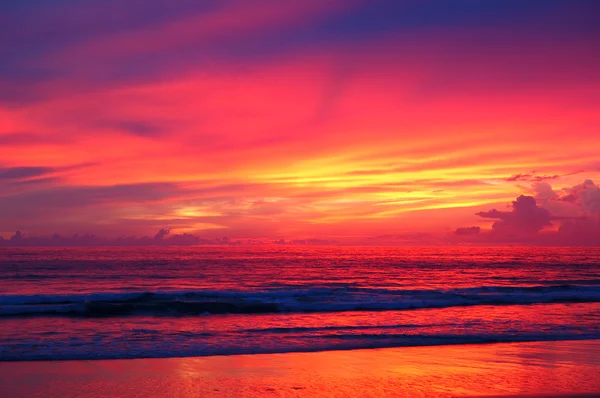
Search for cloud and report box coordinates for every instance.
[0,182,193,228]
[102,120,166,138]
[0,163,96,182]
[532,182,558,202]
[454,226,480,236]
[505,173,559,182]
[2,182,187,208]
[0,163,99,198]
[0,166,54,180]
[0,132,68,146]
[556,217,600,246]
[0,0,351,102]
[559,179,600,214]
[3,0,598,104]
[532,179,600,219]
[0,229,223,247]
[154,228,170,239]
[476,195,552,236]
[459,180,600,245]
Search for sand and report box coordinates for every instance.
[1,340,599,397]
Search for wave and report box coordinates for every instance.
[2,332,599,362]
[2,284,600,317]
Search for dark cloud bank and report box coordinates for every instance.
[0,229,338,247]
[0,229,235,247]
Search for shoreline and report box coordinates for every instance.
[2,339,599,397]
[2,334,600,363]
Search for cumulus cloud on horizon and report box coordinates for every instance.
[455,180,600,245]
[476,195,552,236]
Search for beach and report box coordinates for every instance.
[2,340,599,397]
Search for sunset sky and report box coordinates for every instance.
[1,0,599,245]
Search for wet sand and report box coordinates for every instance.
[1,340,599,397]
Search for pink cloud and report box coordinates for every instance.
[476,195,552,237]
[456,180,600,245]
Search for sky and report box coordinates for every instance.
[1,0,600,245]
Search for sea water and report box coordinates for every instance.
[1,246,599,360]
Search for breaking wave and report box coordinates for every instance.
[2,284,599,317]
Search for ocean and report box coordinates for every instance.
[1,246,599,361]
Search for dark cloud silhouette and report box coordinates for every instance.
[0,166,54,180]
[0,230,337,247]
[103,120,166,138]
[0,229,223,247]
[505,173,558,182]
[154,228,170,239]
[505,173,529,182]
[454,226,480,236]
[0,163,96,190]
[4,177,62,188]
[476,195,552,236]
